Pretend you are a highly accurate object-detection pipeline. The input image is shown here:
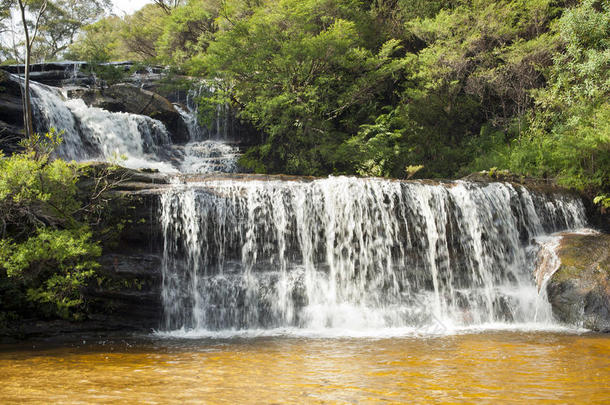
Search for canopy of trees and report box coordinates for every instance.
[3,0,609,202]
[62,0,609,206]
[0,0,111,63]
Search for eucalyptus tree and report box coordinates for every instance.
[152,0,184,14]
[16,0,48,138]
[7,0,110,138]
[33,0,112,60]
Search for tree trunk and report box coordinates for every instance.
[18,0,34,138]
[18,0,47,139]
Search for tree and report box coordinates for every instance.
[0,131,128,320]
[17,0,48,138]
[65,15,128,62]
[3,0,111,63]
[0,141,101,319]
[155,0,218,69]
[33,0,112,60]
[121,4,165,60]
[503,0,610,198]
[205,0,406,175]
[152,0,184,14]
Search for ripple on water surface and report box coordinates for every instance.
[0,331,608,404]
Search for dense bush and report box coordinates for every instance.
[0,137,101,321]
[500,0,610,203]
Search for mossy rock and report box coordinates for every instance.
[547,233,610,332]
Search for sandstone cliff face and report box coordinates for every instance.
[78,166,169,333]
[546,233,610,332]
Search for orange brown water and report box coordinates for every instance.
[0,331,609,404]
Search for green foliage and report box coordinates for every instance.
[35,0,112,61]
[496,0,610,197]
[68,0,220,68]
[405,164,424,179]
[69,4,166,62]
[18,126,64,156]
[205,0,406,174]
[65,16,128,62]
[65,0,610,201]
[0,151,79,233]
[0,229,100,319]
[0,133,105,321]
[85,62,127,86]
[594,194,610,210]
[155,0,217,69]
[4,0,111,62]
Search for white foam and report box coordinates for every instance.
[153,322,588,340]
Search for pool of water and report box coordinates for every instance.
[1,331,608,403]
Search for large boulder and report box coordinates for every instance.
[70,83,190,144]
[546,233,610,332]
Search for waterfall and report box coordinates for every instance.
[160,177,586,333]
[25,77,243,173]
[29,79,177,172]
[175,104,203,141]
[65,98,176,172]
[182,82,234,141]
[17,73,591,336]
[27,79,86,160]
[173,84,241,173]
[178,141,240,174]
[21,72,241,174]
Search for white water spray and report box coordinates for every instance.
[160,177,587,333]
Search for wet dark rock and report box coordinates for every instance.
[51,164,169,336]
[0,70,25,153]
[85,253,163,331]
[546,233,610,332]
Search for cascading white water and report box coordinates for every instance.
[175,104,203,141]
[27,76,240,174]
[65,98,177,172]
[160,177,587,334]
[27,80,85,160]
[29,79,177,172]
[173,84,240,173]
[178,141,240,174]
[181,82,234,141]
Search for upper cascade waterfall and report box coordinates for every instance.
[26,75,240,174]
[160,177,587,334]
